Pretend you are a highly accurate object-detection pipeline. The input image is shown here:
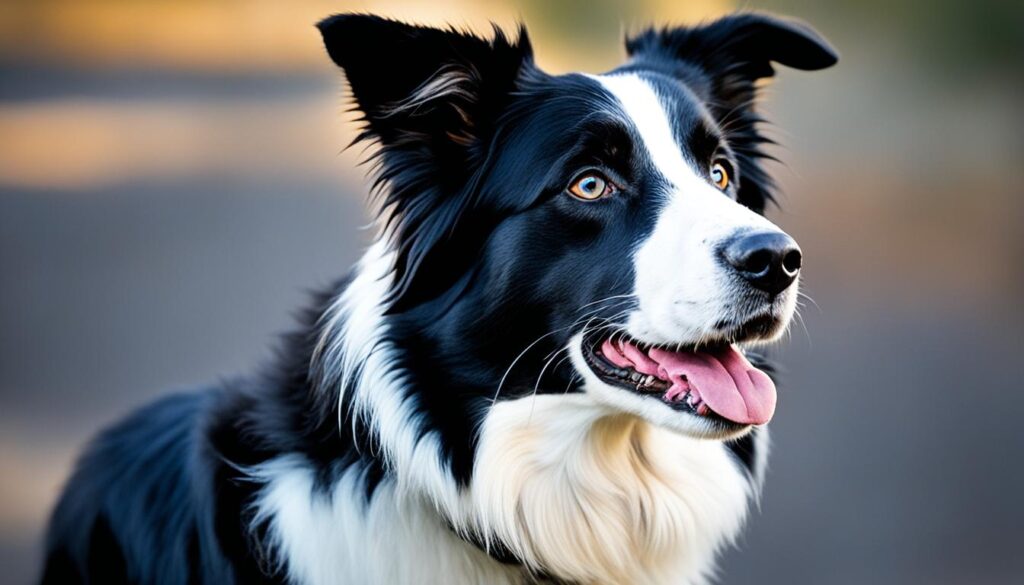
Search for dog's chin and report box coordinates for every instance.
[568,326,781,441]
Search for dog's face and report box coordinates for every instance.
[320,14,836,440]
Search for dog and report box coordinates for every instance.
[40,12,836,585]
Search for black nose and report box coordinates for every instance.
[721,231,802,296]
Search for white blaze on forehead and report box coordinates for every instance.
[587,72,791,345]
[589,72,704,190]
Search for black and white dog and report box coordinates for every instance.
[41,12,836,585]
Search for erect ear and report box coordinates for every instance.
[626,13,837,211]
[317,15,533,311]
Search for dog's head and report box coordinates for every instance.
[319,14,836,441]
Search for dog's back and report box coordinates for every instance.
[40,391,233,585]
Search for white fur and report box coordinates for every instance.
[592,73,798,346]
[250,457,522,585]
[251,390,755,585]
[311,240,465,519]
[471,393,751,585]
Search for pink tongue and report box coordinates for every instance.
[601,339,776,425]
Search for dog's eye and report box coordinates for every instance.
[568,172,614,201]
[711,162,730,191]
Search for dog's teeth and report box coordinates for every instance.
[630,372,641,382]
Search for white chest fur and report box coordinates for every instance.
[470,394,754,585]
[251,458,524,585]
[253,393,756,585]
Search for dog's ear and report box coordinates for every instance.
[318,15,533,311]
[626,13,837,211]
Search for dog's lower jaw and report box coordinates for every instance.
[468,393,756,585]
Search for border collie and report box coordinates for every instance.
[41,12,836,585]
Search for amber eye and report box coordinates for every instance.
[568,171,614,201]
[711,162,730,190]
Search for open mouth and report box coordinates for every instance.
[581,332,777,427]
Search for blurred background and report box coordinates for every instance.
[1,0,1022,583]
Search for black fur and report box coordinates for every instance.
[40,13,835,584]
